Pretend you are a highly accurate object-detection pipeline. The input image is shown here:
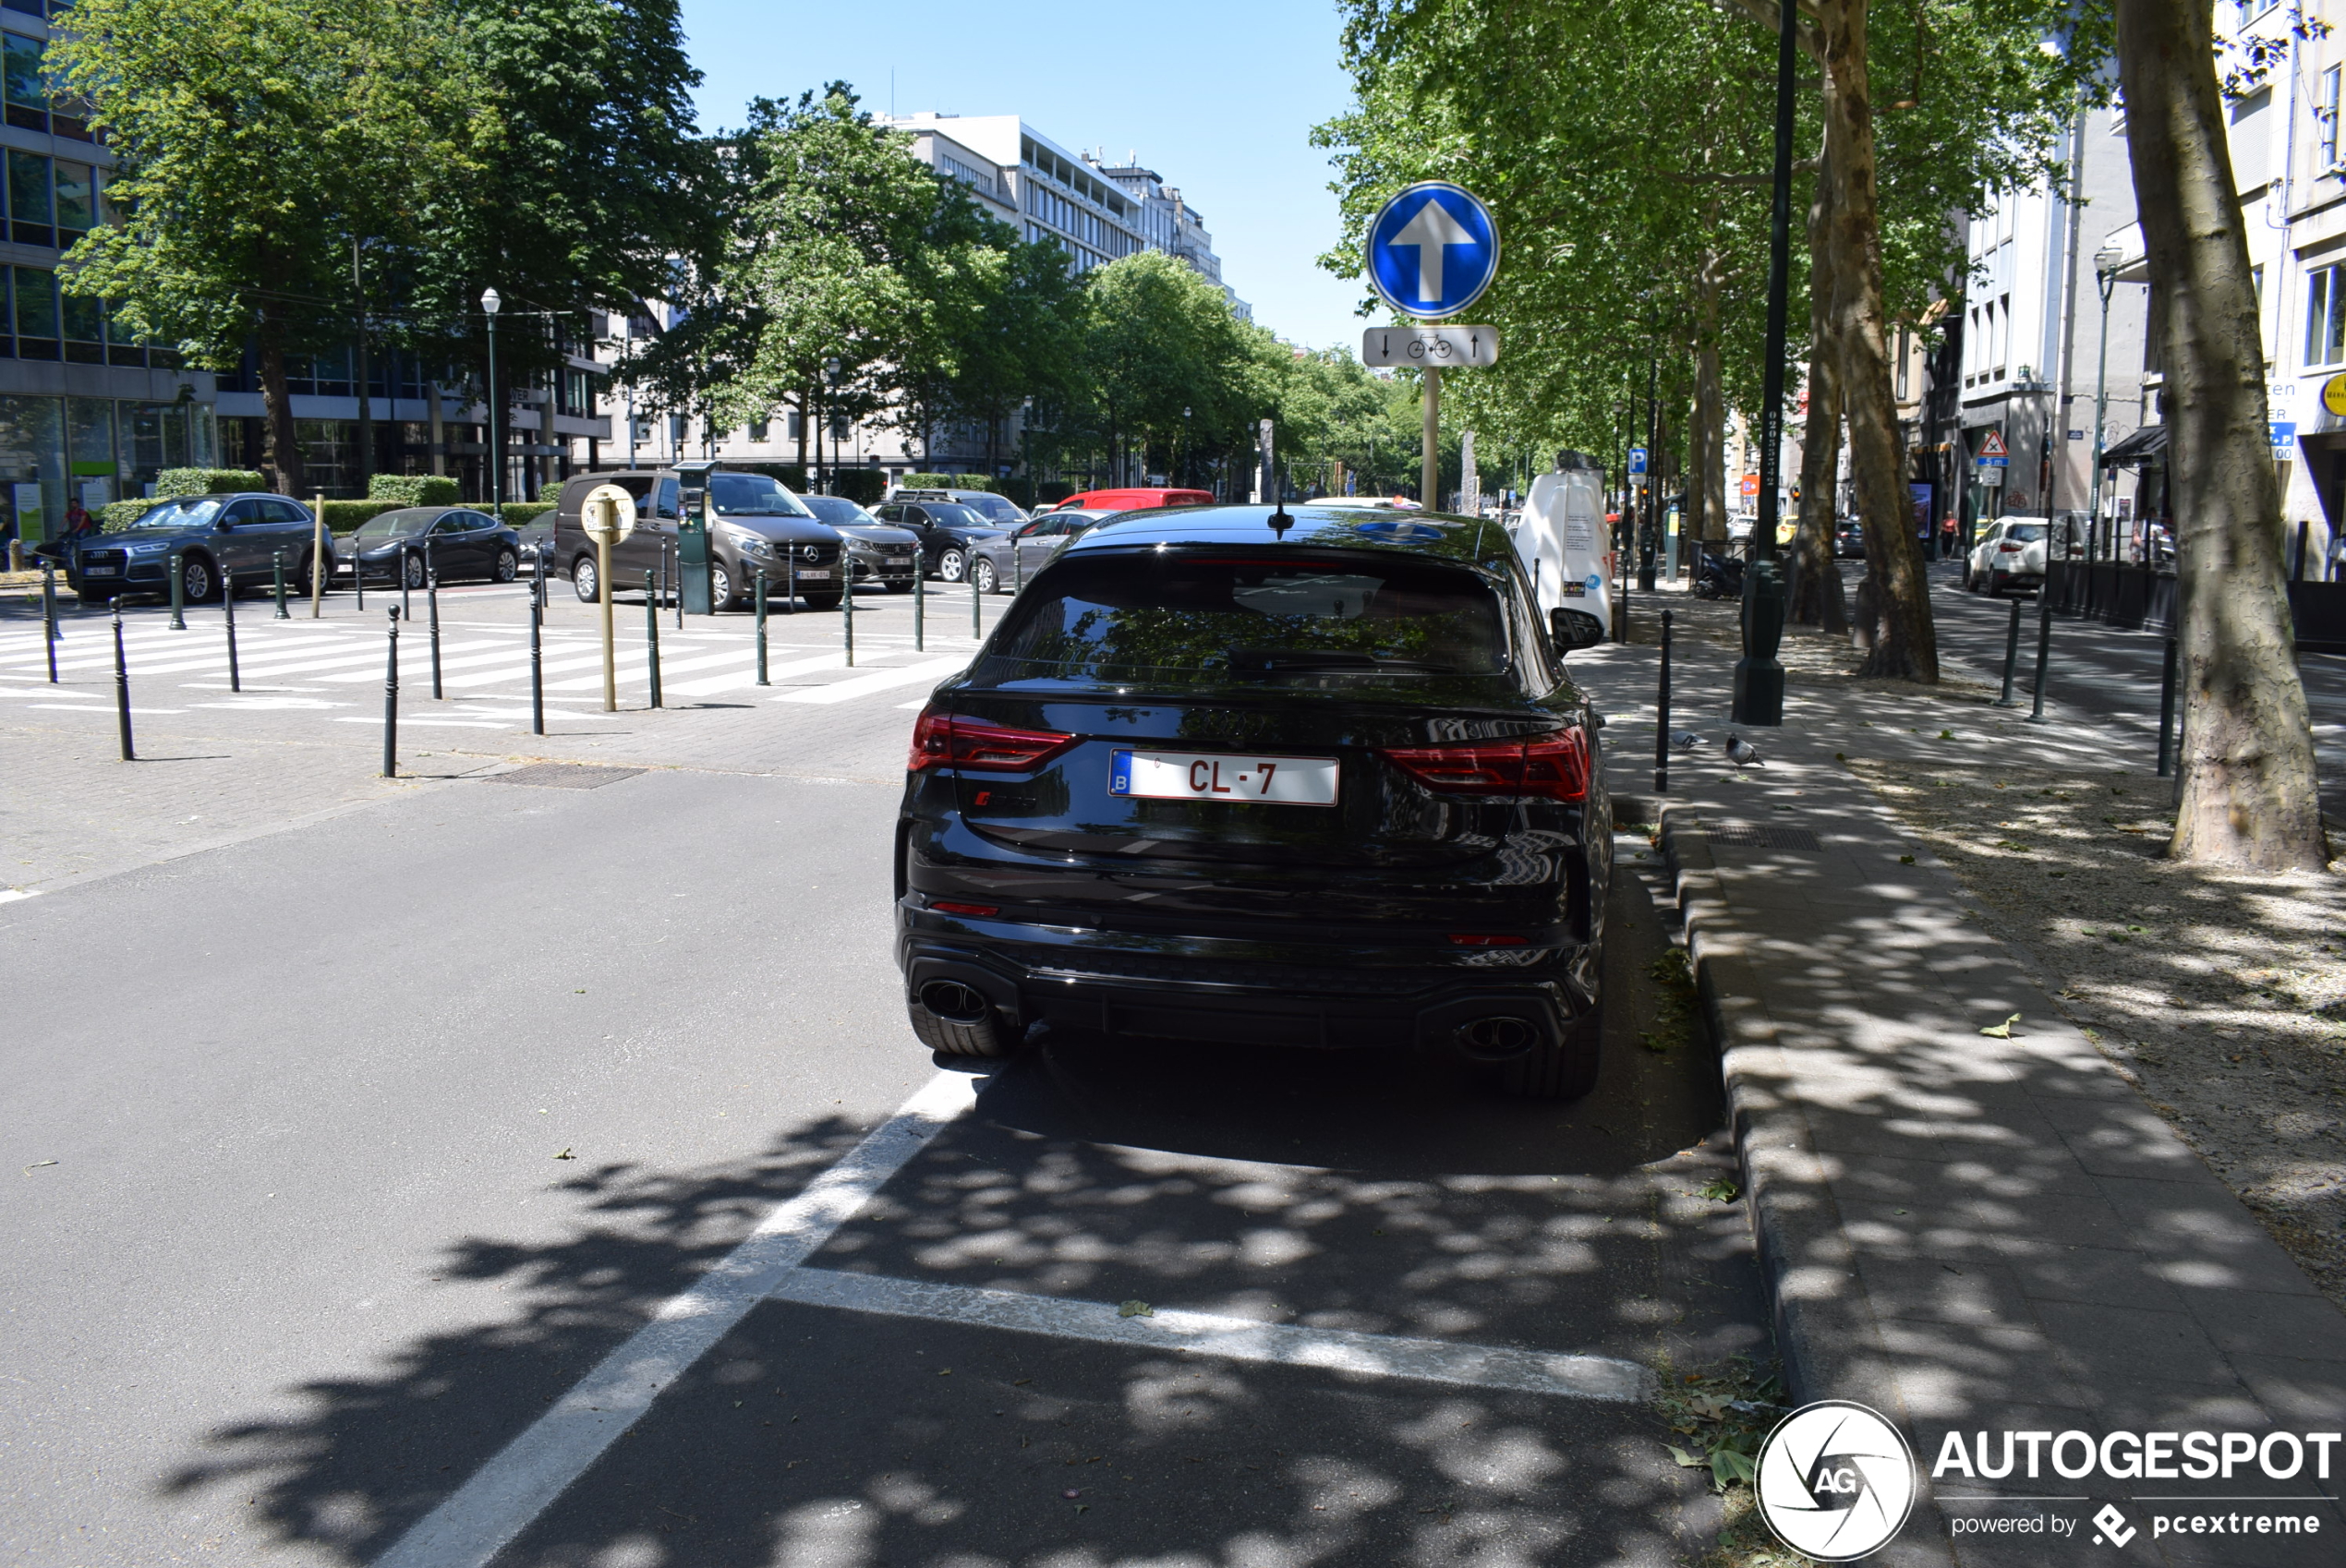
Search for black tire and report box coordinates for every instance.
[710,560,740,611]
[937,547,968,584]
[1988,570,2006,597]
[1498,999,1602,1101]
[404,552,427,590]
[907,995,1009,1058]
[803,590,842,611]
[492,548,518,584]
[294,551,318,596]
[972,556,999,595]
[179,554,217,604]
[572,554,600,603]
[78,589,113,606]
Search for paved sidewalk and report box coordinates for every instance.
[1573,611,2346,1567]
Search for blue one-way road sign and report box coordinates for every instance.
[1367,182,1499,320]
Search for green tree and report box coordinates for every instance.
[52,0,493,495]
[1074,251,1257,487]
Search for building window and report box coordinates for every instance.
[7,149,49,247]
[2,30,43,131]
[14,264,54,357]
[2325,66,2342,167]
[747,418,768,442]
[2306,263,2346,366]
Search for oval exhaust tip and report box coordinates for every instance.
[919,980,992,1024]
[1456,1016,1537,1061]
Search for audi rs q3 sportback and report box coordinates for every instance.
[894,502,1613,1098]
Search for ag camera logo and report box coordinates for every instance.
[1756,1400,1917,1561]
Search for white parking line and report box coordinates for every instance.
[370,1071,977,1568]
[768,1271,1656,1404]
[770,655,967,705]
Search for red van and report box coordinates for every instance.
[1050,487,1214,513]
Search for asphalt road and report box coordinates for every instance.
[2,746,1762,1565]
[1922,561,2346,796]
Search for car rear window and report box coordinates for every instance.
[2005,524,2047,541]
[974,551,1510,688]
[963,494,1024,524]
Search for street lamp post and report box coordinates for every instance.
[822,357,841,494]
[2086,245,2123,561]
[480,288,502,520]
[1732,0,1796,726]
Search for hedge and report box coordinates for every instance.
[951,473,996,491]
[738,463,809,490]
[368,474,460,506]
[155,468,263,498]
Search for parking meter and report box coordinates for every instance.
[673,458,718,614]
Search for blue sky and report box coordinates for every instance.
[680,0,1370,353]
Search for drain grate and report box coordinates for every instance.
[481,764,647,790]
[1700,821,1822,851]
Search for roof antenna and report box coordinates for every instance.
[1267,454,1293,538]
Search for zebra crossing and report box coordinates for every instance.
[0,606,977,732]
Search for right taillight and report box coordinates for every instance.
[908,709,1077,772]
[1379,730,1589,803]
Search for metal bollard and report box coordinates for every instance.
[381,607,400,778]
[756,570,770,684]
[168,550,186,630]
[842,563,855,669]
[1991,597,2023,707]
[913,561,925,651]
[427,560,442,699]
[2156,637,2179,778]
[671,541,682,630]
[1654,609,1672,794]
[400,549,411,623]
[42,561,57,682]
[272,548,289,619]
[786,555,797,616]
[971,573,981,638]
[644,569,663,707]
[2026,583,2054,724]
[112,600,134,762]
[528,586,545,737]
[223,567,241,693]
[354,544,365,612]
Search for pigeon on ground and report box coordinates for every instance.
[1725,735,1765,769]
[1671,731,1704,752]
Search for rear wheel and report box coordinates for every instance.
[1498,999,1602,1101]
[937,547,968,583]
[972,556,999,594]
[907,987,1009,1057]
[572,554,599,603]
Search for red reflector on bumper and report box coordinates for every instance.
[930,900,1000,918]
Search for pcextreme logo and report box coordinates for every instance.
[1755,1400,1919,1562]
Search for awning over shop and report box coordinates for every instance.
[2099,424,2168,468]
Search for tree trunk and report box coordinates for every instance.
[2115,0,2328,869]
[1814,0,1936,681]
[795,389,809,472]
[1790,159,1849,634]
[255,332,306,498]
[1692,259,1729,548]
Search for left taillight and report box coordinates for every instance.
[1379,729,1590,803]
[908,708,1077,772]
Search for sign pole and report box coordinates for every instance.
[310,494,327,616]
[1421,365,1441,509]
[599,534,615,713]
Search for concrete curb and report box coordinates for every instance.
[1661,802,1959,1568]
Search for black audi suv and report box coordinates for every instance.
[894,502,1612,1098]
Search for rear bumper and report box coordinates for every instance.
[896,903,1596,1055]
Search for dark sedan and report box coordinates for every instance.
[68,492,331,605]
[1833,520,1865,559]
[871,499,1009,584]
[967,509,1111,593]
[340,507,524,588]
[895,503,1613,1099]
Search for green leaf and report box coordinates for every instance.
[1979,1012,2021,1038]
[1711,1446,1757,1489]
[1665,1444,1705,1468]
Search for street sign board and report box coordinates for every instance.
[2272,421,2298,453]
[1365,182,1499,320]
[1740,475,1760,498]
[580,483,637,544]
[1628,447,1649,475]
[1977,429,2009,463]
[2326,374,2346,416]
[1360,325,1499,367]
[1974,463,2005,486]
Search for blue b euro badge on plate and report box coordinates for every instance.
[1108,751,1133,796]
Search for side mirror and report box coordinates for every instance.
[214,518,235,532]
[1549,607,1605,652]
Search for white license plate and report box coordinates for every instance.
[83,563,119,575]
[793,568,832,580]
[1109,750,1339,806]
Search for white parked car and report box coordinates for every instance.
[1965,513,2082,595]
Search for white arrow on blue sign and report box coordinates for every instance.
[1366,182,1499,320]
